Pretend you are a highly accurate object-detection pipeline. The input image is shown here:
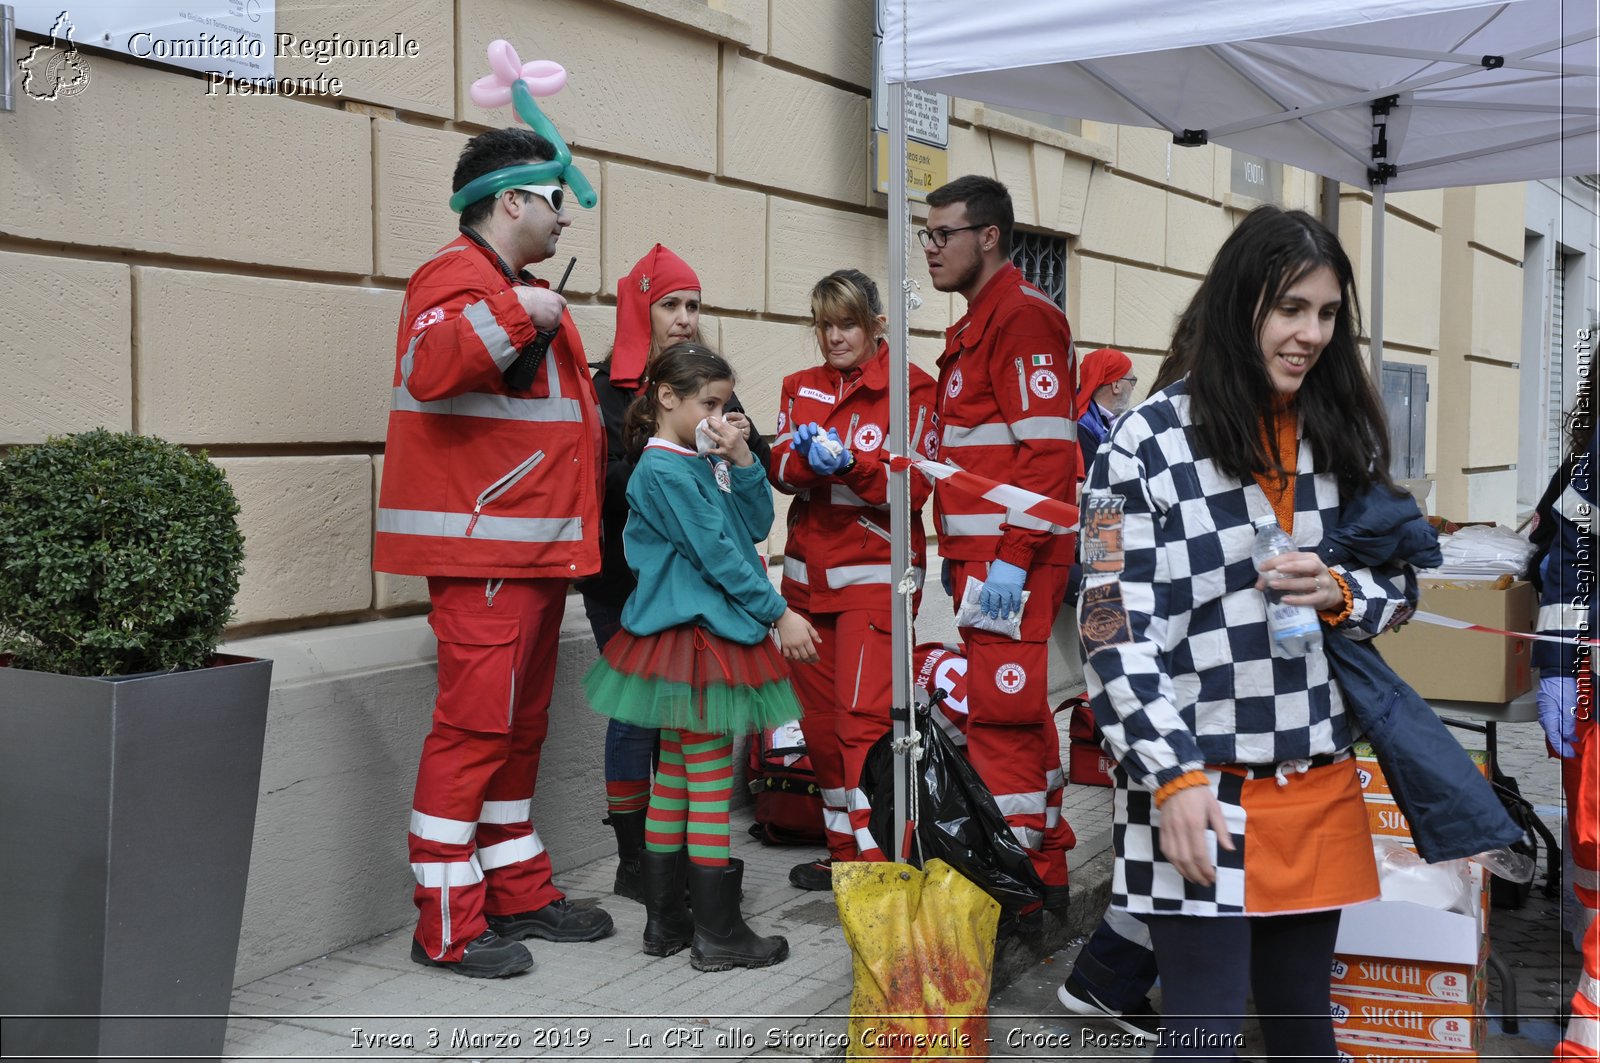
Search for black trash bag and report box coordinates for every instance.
[859,701,1044,911]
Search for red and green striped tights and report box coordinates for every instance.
[643,730,734,865]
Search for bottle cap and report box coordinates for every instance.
[1251,515,1277,530]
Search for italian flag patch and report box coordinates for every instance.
[1032,353,1053,366]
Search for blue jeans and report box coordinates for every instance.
[582,592,657,783]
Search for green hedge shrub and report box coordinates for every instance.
[0,430,245,676]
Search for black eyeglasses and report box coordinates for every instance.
[917,224,987,249]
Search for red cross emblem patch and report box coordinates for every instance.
[995,662,1027,694]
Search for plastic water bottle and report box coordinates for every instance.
[1250,515,1324,658]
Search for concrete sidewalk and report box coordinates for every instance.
[225,778,1114,1062]
[224,721,1578,1062]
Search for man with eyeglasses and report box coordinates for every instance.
[921,175,1082,919]
[375,127,613,978]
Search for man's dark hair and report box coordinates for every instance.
[454,127,557,228]
[926,175,1015,255]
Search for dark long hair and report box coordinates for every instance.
[622,342,735,458]
[1152,205,1393,497]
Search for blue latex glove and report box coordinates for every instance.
[979,559,1027,619]
[1539,675,1580,757]
[794,421,818,453]
[801,425,852,476]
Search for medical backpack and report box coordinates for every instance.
[746,720,826,845]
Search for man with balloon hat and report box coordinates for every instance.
[374,41,612,977]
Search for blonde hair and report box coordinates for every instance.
[809,269,883,350]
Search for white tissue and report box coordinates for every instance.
[694,416,718,456]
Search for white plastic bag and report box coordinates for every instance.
[954,576,1029,641]
[1430,524,1536,578]
[1372,839,1471,913]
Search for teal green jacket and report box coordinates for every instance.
[621,439,787,644]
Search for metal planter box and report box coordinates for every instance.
[0,656,272,1060]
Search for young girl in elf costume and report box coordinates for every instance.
[583,342,818,971]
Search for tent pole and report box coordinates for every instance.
[886,77,913,859]
[1369,181,1385,380]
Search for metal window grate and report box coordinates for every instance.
[1010,231,1068,308]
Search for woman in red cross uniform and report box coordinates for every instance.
[767,269,937,889]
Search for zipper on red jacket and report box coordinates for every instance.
[466,451,546,537]
[1015,357,1030,412]
[856,515,892,543]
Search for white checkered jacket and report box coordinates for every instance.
[1079,382,1415,794]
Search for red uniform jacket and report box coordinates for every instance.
[934,263,1080,569]
[769,341,937,614]
[374,236,604,580]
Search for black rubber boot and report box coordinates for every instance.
[640,848,694,956]
[687,860,789,972]
[607,810,647,903]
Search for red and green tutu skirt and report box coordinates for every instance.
[583,624,801,736]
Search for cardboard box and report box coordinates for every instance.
[1067,741,1114,787]
[1336,1031,1480,1061]
[1383,579,1536,702]
[1353,742,1489,801]
[1337,865,1488,966]
[1365,796,1415,846]
[1330,989,1484,1053]
[1331,954,1483,1005]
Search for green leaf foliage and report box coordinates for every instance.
[0,430,245,676]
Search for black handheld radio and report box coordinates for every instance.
[503,255,577,391]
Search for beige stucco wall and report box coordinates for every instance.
[1434,184,1529,526]
[1,3,1532,617]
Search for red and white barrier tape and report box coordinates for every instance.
[887,453,1597,648]
[886,452,1079,530]
[1410,611,1600,647]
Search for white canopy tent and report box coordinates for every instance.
[871,0,1598,849]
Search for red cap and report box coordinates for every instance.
[1075,347,1133,412]
[611,244,701,390]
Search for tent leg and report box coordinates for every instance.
[886,78,913,856]
[1370,182,1386,380]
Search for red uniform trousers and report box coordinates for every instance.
[951,560,1074,891]
[1558,667,1599,1059]
[409,576,568,962]
[787,609,893,862]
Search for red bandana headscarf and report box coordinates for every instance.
[1074,347,1133,412]
[611,244,701,391]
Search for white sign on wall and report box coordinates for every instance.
[871,37,949,148]
[14,1,276,85]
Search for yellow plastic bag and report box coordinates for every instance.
[834,858,998,1060]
